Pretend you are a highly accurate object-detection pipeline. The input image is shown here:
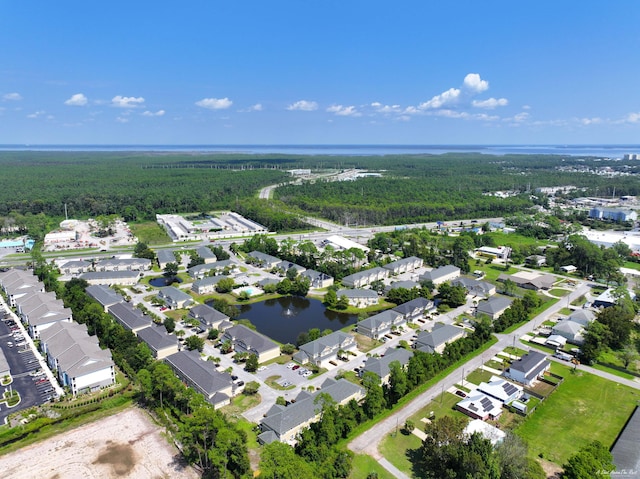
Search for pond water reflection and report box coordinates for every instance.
[149,276,183,287]
[233,296,359,344]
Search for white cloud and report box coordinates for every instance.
[463,73,489,93]
[111,95,145,108]
[239,103,263,113]
[116,116,130,123]
[624,112,640,123]
[3,92,22,101]
[522,105,531,110]
[64,93,88,106]
[326,105,361,117]
[142,110,165,117]
[371,102,402,113]
[579,117,602,125]
[418,88,461,110]
[195,97,233,110]
[472,97,508,109]
[27,110,45,119]
[287,100,318,111]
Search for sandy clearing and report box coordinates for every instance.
[0,407,199,479]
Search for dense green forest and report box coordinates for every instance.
[275,154,640,225]
[0,151,289,220]
[1,151,639,232]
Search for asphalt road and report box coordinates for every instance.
[346,283,596,464]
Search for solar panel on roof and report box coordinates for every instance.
[468,404,478,412]
[480,398,492,409]
[504,384,517,395]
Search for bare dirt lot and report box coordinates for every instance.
[0,407,199,479]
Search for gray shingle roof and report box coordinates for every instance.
[415,324,465,352]
[223,324,279,355]
[189,303,229,326]
[392,297,433,316]
[476,296,513,316]
[137,324,179,353]
[612,406,640,477]
[86,285,124,307]
[336,288,378,299]
[261,378,364,438]
[510,350,548,378]
[165,350,233,400]
[363,348,413,379]
[108,302,152,331]
[420,265,460,282]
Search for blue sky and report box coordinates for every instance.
[1,1,640,145]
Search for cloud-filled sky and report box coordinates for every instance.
[1,1,640,145]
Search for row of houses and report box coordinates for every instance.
[356,297,434,340]
[246,251,335,289]
[61,257,152,275]
[88,283,281,407]
[0,269,115,396]
[259,378,365,444]
[341,256,424,288]
[456,351,550,421]
[158,246,219,270]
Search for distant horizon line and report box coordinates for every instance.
[2,143,640,147]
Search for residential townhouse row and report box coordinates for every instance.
[0,269,115,396]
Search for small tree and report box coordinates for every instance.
[216,277,235,294]
[163,262,179,278]
[336,295,349,310]
[280,343,296,355]
[163,316,175,333]
[207,328,219,340]
[243,381,260,395]
[276,396,287,406]
[324,288,338,307]
[185,335,205,352]
[245,353,259,372]
[403,420,415,434]
[220,340,233,354]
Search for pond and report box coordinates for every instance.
[149,276,183,287]
[220,296,359,345]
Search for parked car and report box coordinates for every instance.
[286,362,296,369]
[292,364,300,370]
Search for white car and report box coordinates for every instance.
[302,371,312,377]
[257,366,267,372]
[286,362,296,369]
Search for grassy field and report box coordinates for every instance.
[472,263,519,282]
[379,392,467,477]
[465,368,493,385]
[515,363,640,465]
[379,430,423,477]
[129,221,172,245]
[548,288,570,297]
[349,454,396,479]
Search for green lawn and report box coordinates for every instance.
[129,221,172,245]
[473,263,519,282]
[623,261,640,271]
[350,454,396,479]
[515,363,640,466]
[548,288,570,297]
[379,430,423,477]
[465,368,493,385]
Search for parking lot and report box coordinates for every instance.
[0,314,54,424]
